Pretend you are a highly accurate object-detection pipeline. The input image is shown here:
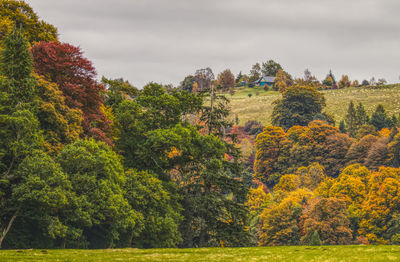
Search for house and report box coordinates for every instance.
[255,76,275,87]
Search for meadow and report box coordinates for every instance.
[227,85,400,125]
[1,246,400,261]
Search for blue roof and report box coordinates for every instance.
[256,76,275,83]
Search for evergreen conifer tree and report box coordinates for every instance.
[370,104,391,130]
[355,102,369,126]
[309,230,322,246]
[345,101,357,137]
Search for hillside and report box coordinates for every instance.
[226,85,400,126]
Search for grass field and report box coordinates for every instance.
[1,246,400,261]
[226,85,400,126]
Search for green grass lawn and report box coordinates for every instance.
[1,246,400,261]
[226,85,400,126]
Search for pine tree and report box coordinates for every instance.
[355,102,369,126]
[370,104,390,130]
[0,28,45,248]
[339,120,346,133]
[309,230,322,246]
[0,27,36,108]
[345,101,357,137]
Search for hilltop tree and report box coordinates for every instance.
[194,67,215,92]
[322,70,337,88]
[235,71,243,84]
[179,75,196,93]
[361,80,370,86]
[338,75,351,88]
[31,41,111,145]
[272,85,326,130]
[249,63,261,83]
[273,69,293,93]
[217,69,235,91]
[377,78,387,85]
[261,60,282,77]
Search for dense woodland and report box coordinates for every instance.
[0,0,400,249]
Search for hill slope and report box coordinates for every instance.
[226,85,400,126]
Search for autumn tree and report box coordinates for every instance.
[365,136,389,170]
[338,75,351,88]
[301,197,352,245]
[346,134,378,166]
[254,126,288,186]
[259,189,314,246]
[217,69,235,91]
[0,0,57,43]
[273,69,293,92]
[388,132,400,167]
[272,85,326,130]
[359,167,400,244]
[35,75,83,154]
[31,42,111,145]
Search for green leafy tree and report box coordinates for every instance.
[123,170,182,248]
[261,60,282,77]
[102,77,138,111]
[0,29,69,248]
[272,85,326,130]
[57,139,140,248]
[116,84,250,247]
[249,63,261,83]
[178,75,196,92]
[1,152,72,248]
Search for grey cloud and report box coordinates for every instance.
[28,0,400,87]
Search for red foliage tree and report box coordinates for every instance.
[31,42,112,145]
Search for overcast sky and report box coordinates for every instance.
[27,0,400,88]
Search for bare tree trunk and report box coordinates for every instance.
[209,84,214,135]
[0,211,18,248]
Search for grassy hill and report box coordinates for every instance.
[225,85,400,126]
[2,246,400,261]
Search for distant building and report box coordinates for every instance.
[255,76,275,87]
